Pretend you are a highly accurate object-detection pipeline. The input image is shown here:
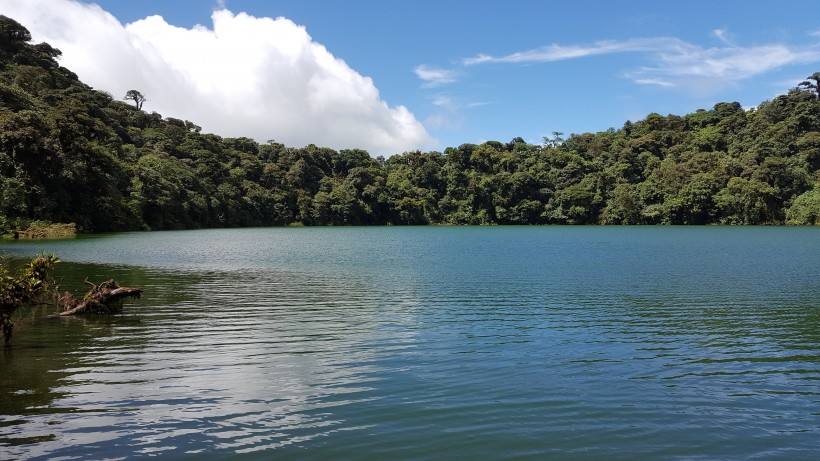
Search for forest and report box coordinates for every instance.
[1,15,819,233]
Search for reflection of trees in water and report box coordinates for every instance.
[0,261,198,451]
[1,310,93,446]
[620,291,820,349]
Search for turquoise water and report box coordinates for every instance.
[1,226,819,460]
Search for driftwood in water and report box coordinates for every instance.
[58,278,142,316]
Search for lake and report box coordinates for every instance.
[1,226,819,460]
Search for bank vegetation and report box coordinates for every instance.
[1,15,819,232]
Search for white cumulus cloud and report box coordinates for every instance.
[0,0,434,156]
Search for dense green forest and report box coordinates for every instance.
[1,16,819,233]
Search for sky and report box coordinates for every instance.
[1,0,819,156]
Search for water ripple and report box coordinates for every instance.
[1,227,819,459]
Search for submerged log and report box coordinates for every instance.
[58,278,142,316]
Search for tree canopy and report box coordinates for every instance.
[124,89,146,110]
[1,15,819,232]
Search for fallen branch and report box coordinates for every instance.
[58,279,142,316]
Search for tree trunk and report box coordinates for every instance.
[58,279,142,316]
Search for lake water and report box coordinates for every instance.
[1,226,819,460]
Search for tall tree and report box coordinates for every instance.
[124,90,147,110]
[798,72,820,99]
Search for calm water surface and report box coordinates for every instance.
[1,226,819,460]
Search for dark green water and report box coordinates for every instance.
[1,226,819,460]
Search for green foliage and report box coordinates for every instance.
[786,187,820,225]
[0,18,819,228]
[716,177,779,224]
[798,72,820,99]
[0,16,31,51]
[0,253,59,342]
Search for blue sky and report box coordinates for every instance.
[3,0,820,155]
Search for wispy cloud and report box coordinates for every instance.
[424,112,461,131]
[633,78,674,88]
[462,38,674,65]
[711,28,734,46]
[430,94,491,111]
[431,95,455,108]
[463,35,820,93]
[630,43,820,84]
[423,94,490,131]
[414,64,457,87]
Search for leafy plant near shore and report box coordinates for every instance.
[0,253,59,342]
[1,14,819,229]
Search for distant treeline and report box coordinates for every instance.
[1,15,819,233]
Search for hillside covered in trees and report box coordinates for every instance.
[1,15,819,233]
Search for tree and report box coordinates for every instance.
[716,177,779,224]
[124,90,147,110]
[0,15,31,50]
[603,183,642,224]
[542,131,565,148]
[798,72,820,99]
[786,187,820,225]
